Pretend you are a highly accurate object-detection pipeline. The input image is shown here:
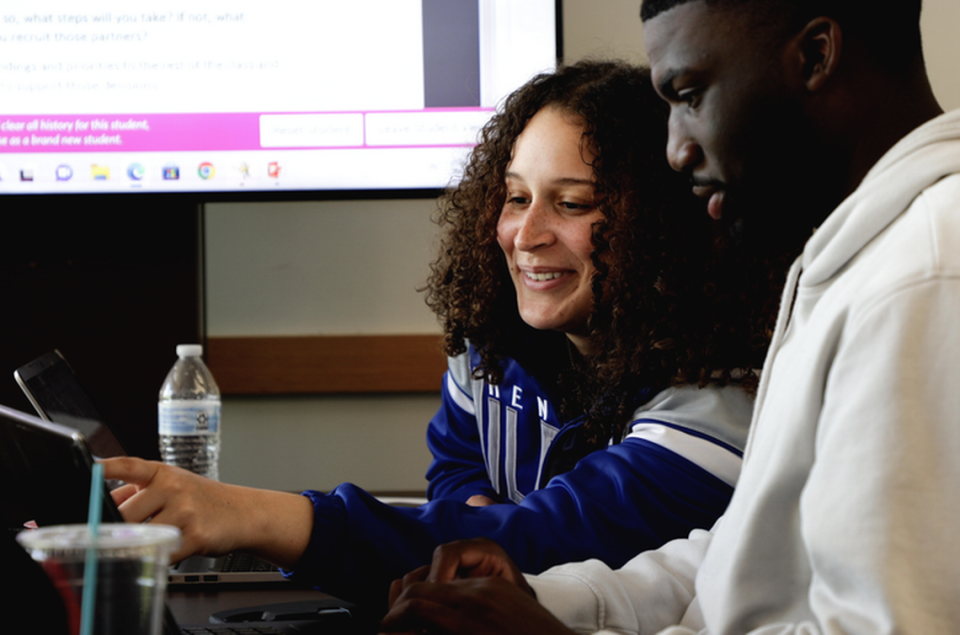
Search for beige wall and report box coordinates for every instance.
[561,0,960,110]
[920,0,960,112]
[208,202,442,492]
[211,0,960,492]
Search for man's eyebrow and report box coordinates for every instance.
[655,68,686,97]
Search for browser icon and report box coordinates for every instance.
[127,163,146,181]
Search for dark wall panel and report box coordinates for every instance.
[0,198,203,460]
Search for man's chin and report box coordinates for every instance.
[719,193,814,258]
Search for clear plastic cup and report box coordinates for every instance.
[17,523,181,635]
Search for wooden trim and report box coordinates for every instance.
[207,335,446,395]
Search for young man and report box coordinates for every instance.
[380,1,960,633]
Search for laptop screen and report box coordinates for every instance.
[0,403,123,532]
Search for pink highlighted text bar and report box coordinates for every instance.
[0,109,494,153]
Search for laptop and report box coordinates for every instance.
[0,402,369,634]
[13,349,286,585]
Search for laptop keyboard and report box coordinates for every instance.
[182,627,287,634]
[218,552,279,573]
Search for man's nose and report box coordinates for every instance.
[666,114,702,173]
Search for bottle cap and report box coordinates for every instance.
[176,344,203,358]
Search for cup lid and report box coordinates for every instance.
[17,523,181,551]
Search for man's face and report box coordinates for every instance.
[644,1,824,247]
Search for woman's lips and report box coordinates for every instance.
[524,270,565,282]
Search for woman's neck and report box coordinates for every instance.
[566,332,592,357]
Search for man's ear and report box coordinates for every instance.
[796,17,842,92]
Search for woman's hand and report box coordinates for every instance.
[101,456,313,568]
[465,494,497,507]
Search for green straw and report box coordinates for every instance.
[81,462,104,635]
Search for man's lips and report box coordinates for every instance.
[706,191,725,220]
[691,176,723,197]
[691,179,726,220]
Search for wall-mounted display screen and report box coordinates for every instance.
[0,0,558,196]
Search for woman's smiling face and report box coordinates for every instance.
[497,106,603,354]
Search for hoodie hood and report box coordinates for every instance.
[801,109,960,287]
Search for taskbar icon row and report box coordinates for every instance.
[2,160,283,185]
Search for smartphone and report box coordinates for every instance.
[13,350,127,459]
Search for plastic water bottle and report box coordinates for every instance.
[158,344,221,480]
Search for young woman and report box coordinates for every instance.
[104,61,778,608]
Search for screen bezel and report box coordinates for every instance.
[0,1,563,204]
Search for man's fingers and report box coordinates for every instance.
[401,565,430,587]
[381,578,567,635]
[381,600,459,634]
[388,565,430,608]
[428,542,468,583]
[428,538,517,583]
[380,588,467,634]
[387,578,404,610]
[427,538,501,582]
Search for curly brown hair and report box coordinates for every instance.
[425,60,785,447]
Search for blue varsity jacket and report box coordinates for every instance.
[284,346,753,607]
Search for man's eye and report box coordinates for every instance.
[677,87,703,105]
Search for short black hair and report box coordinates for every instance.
[640,0,923,72]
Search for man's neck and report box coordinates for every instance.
[837,65,943,201]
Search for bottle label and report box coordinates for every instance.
[158,401,220,435]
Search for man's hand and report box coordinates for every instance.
[381,538,574,635]
[382,572,573,635]
[387,538,531,609]
[422,537,532,587]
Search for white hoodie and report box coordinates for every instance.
[528,110,960,635]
